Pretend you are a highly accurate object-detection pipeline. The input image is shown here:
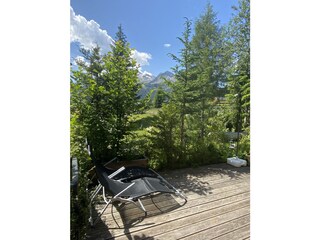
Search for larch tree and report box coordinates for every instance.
[191,2,224,139]
[168,18,197,154]
[226,0,250,131]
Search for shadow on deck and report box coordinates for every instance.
[160,163,249,196]
[86,163,250,240]
[87,193,186,240]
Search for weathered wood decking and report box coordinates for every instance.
[87,163,250,240]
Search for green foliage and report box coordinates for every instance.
[225,0,250,131]
[129,109,158,130]
[191,3,225,140]
[238,127,250,159]
[147,103,180,169]
[70,109,93,240]
[70,3,250,238]
[71,45,115,160]
[71,26,141,160]
[147,2,250,169]
[70,159,91,240]
[105,30,141,155]
[192,2,225,93]
[154,85,167,108]
[70,25,142,239]
[168,18,198,154]
[147,102,230,169]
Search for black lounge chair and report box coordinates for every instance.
[97,157,160,183]
[88,162,187,226]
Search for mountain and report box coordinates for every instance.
[148,71,174,85]
[138,71,175,98]
[138,71,154,84]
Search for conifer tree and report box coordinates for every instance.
[71,25,141,159]
[226,0,250,131]
[154,85,167,108]
[191,3,224,139]
[106,25,141,155]
[71,46,114,159]
[168,18,197,153]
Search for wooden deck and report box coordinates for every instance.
[87,163,250,240]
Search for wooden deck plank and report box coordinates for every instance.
[97,182,249,227]
[180,215,250,240]
[86,164,250,240]
[92,178,249,228]
[211,224,250,240]
[88,183,250,238]
[99,184,249,228]
[163,171,249,184]
[101,190,250,227]
[106,199,250,239]
[130,205,250,240]
[94,177,249,218]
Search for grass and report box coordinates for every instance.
[130,108,159,130]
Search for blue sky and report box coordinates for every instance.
[70,0,238,76]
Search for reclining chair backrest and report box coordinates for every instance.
[95,163,133,197]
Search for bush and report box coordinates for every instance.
[238,128,250,160]
[118,130,150,160]
[146,104,181,169]
[71,115,92,240]
[70,155,91,240]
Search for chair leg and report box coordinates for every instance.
[137,198,147,217]
[90,184,102,200]
[92,199,111,226]
[89,184,103,227]
[89,184,112,227]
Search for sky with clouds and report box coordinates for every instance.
[70,0,238,76]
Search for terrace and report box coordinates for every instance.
[87,163,250,240]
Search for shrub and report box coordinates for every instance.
[146,104,181,169]
[70,115,92,240]
[238,127,250,160]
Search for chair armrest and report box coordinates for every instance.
[109,166,125,179]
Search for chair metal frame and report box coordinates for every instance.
[88,160,187,227]
[88,168,148,226]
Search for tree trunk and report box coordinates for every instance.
[200,99,205,139]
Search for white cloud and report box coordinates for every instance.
[70,7,152,67]
[74,55,85,63]
[70,7,114,54]
[138,70,154,83]
[140,70,153,78]
[164,43,171,48]
[139,71,153,78]
[72,55,89,67]
[131,50,152,67]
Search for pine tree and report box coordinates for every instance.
[116,24,127,43]
[168,18,197,153]
[226,0,250,131]
[191,2,224,139]
[154,85,167,108]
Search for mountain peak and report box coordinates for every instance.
[138,70,175,98]
[150,71,174,85]
[159,71,174,77]
[138,70,154,83]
